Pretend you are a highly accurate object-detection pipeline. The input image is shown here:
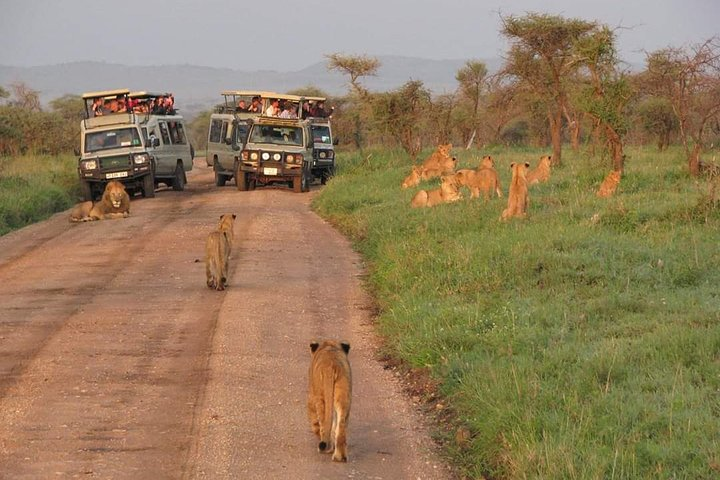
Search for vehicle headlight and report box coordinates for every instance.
[261,152,270,160]
[272,153,281,161]
[319,151,327,159]
[286,154,295,163]
[81,160,97,170]
[133,153,150,164]
[250,152,258,160]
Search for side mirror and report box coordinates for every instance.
[333,138,339,146]
[152,137,160,148]
[231,143,241,151]
[73,147,80,156]
[224,137,232,145]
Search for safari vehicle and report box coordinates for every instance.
[308,114,336,184]
[77,89,193,200]
[235,116,314,193]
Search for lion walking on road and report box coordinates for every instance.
[307,340,352,462]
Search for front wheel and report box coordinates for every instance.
[214,160,227,186]
[301,169,310,192]
[142,172,156,198]
[79,179,93,201]
[236,165,247,191]
[172,163,186,191]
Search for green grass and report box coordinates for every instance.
[0,154,79,236]
[313,146,720,479]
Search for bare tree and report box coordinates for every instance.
[640,38,720,175]
[10,82,41,111]
[455,60,488,148]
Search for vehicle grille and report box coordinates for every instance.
[99,155,131,170]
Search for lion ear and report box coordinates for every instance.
[525,162,530,168]
[232,214,237,219]
[310,342,320,353]
[340,342,350,354]
[510,162,516,169]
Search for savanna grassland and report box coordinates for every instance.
[0,154,79,235]
[313,146,720,479]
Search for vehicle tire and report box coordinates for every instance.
[142,172,156,198]
[79,179,93,201]
[236,166,247,191]
[214,160,227,186]
[301,170,310,192]
[172,163,185,191]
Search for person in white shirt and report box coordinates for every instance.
[265,99,280,117]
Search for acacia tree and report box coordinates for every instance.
[501,13,600,166]
[326,53,380,149]
[636,97,678,150]
[372,80,431,159]
[455,60,488,148]
[574,26,633,172]
[484,75,521,145]
[641,39,720,175]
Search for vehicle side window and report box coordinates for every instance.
[159,122,171,145]
[167,121,187,145]
[209,119,222,143]
[220,121,229,141]
[175,123,187,144]
[142,127,149,145]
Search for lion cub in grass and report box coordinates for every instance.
[526,155,552,185]
[308,340,352,462]
[454,155,502,200]
[205,214,235,291]
[410,175,462,208]
[500,162,530,220]
[596,170,621,197]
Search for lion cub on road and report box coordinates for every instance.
[500,162,530,220]
[307,340,352,462]
[205,214,235,291]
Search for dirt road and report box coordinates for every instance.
[0,160,452,479]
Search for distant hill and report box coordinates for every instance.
[0,56,503,118]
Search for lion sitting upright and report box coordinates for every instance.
[596,170,621,197]
[411,175,462,208]
[500,162,530,221]
[401,165,423,189]
[307,340,352,462]
[69,180,130,222]
[526,155,552,185]
[421,143,457,175]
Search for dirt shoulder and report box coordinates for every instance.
[0,160,453,479]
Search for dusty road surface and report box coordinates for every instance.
[0,159,453,479]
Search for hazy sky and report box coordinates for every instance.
[1,0,718,71]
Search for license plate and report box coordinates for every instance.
[263,167,278,176]
[106,171,129,179]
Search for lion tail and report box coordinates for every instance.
[318,369,335,452]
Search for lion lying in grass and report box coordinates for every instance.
[69,180,130,222]
[411,175,462,208]
[500,162,530,220]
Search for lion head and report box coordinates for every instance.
[480,155,495,169]
[103,181,128,208]
[437,143,452,158]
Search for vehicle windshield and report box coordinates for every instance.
[85,127,142,153]
[248,125,303,146]
[311,125,332,144]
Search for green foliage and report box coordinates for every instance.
[188,110,212,152]
[371,80,431,158]
[314,145,720,479]
[0,154,78,235]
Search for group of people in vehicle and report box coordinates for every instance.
[91,94,176,117]
[235,96,334,119]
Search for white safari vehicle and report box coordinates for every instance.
[77,89,193,200]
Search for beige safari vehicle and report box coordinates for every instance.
[77,89,193,200]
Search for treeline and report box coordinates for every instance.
[0,83,85,156]
[315,14,720,177]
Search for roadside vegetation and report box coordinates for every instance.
[313,145,719,479]
[0,154,78,235]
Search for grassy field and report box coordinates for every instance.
[0,154,79,236]
[313,145,720,479]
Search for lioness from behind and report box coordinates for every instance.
[500,162,530,220]
[205,229,230,291]
[218,213,237,250]
[597,170,621,197]
[307,340,352,462]
[69,180,130,222]
[410,175,462,208]
[526,155,552,185]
